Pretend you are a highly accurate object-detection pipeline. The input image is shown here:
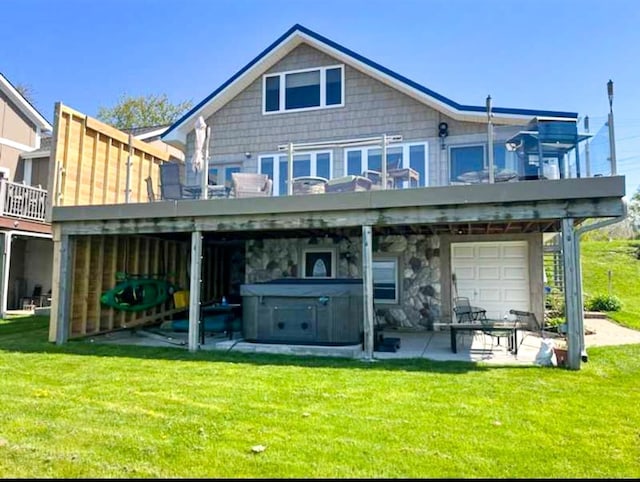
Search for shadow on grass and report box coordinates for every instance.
[0,316,541,374]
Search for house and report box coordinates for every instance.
[0,73,53,315]
[47,25,626,369]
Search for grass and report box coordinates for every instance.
[581,240,640,330]
[1,316,639,478]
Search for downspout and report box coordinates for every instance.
[572,199,628,362]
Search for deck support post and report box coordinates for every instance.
[188,230,203,352]
[361,225,375,361]
[0,232,10,319]
[50,228,72,344]
[561,218,583,370]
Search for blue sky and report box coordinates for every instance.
[2,0,639,196]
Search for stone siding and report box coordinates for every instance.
[244,233,440,330]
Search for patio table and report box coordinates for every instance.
[449,320,522,354]
[183,184,230,199]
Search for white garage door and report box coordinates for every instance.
[451,241,529,320]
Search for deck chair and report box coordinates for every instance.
[453,297,486,323]
[479,318,514,353]
[159,163,184,200]
[21,284,43,310]
[452,296,486,349]
[509,309,561,351]
[230,173,272,198]
[362,170,393,189]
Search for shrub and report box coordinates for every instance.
[545,288,565,317]
[585,294,622,312]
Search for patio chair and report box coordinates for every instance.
[479,318,515,353]
[510,309,561,351]
[21,284,44,310]
[453,296,486,323]
[325,175,372,193]
[292,176,328,195]
[362,170,393,189]
[452,296,486,349]
[159,162,184,200]
[230,173,272,198]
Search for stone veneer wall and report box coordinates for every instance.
[244,234,440,330]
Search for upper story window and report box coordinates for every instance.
[263,65,344,114]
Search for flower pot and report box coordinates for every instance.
[554,347,568,367]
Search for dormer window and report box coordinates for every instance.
[263,65,344,114]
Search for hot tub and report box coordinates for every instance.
[240,278,363,345]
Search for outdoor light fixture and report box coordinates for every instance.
[438,122,448,150]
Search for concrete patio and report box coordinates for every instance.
[88,325,551,366]
[86,316,640,367]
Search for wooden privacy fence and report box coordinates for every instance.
[48,103,171,212]
[60,234,189,339]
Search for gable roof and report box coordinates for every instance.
[162,24,578,148]
[0,73,52,132]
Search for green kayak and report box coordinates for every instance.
[101,276,176,312]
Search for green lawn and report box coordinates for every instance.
[1,316,639,478]
[581,240,640,330]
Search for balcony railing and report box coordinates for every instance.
[0,180,48,223]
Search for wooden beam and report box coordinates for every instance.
[85,115,170,161]
[93,236,105,332]
[107,235,118,331]
[102,138,111,205]
[55,197,626,237]
[188,231,203,352]
[51,230,73,344]
[71,307,185,340]
[152,238,160,317]
[361,225,374,361]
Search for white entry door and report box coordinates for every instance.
[451,241,529,320]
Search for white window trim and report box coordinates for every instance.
[344,141,428,186]
[301,247,336,279]
[262,64,345,115]
[258,150,333,196]
[373,255,400,305]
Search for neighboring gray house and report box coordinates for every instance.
[49,25,625,369]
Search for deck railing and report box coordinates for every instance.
[0,180,48,223]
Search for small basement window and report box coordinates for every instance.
[373,257,399,304]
